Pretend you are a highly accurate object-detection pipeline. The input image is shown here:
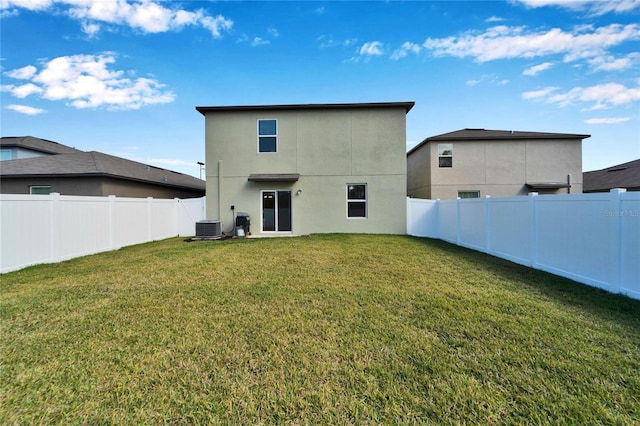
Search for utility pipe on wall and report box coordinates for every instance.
[218,160,224,222]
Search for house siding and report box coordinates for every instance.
[203,105,409,235]
[408,136,583,199]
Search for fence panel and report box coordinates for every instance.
[620,191,640,298]
[458,198,486,251]
[0,195,53,270]
[535,193,613,288]
[486,196,531,265]
[56,195,111,261]
[406,198,438,238]
[407,189,640,300]
[438,200,458,244]
[1,194,206,273]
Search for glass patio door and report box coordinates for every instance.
[262,190,292,232]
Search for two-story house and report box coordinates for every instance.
[196,102,414,236]
[407,128,589,200]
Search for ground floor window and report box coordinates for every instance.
[458,190,480,199]
[30,185,51,195]
[262,190,291,232]
[347,184,367,218]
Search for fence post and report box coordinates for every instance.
[484,195,491,254]
[434,199,440,240]
[50,192,60,263]
[147,197,153,242]
[456,197,461,246]
[528,192,538,269]
[609,188,625,294]
[108,195,116,250]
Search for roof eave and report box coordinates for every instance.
[196,101,415,116]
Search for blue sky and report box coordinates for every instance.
[1,0,639,178]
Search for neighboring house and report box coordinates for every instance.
[583,159,640,193]
[196,102,414,236]
[407,128,589,200]
[0,136,205,198]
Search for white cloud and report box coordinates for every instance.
[513,0,640,16]
[4,65,37,79]
[81,21,101,37]
[317,35,358,49]
[523,61,554,76]
[268,27,280,38]
[5,82,43,98]
[522,86,559,100]
[466,75,510,87]
[585,117,631,124]
[525,83,640,110]
[391,42,421,60]
[359,41,384,56]
[6,104,45,115]
[2,53,175,110]
[422,24,640,66]
[250,37,269,47]
[486,16,505,23]
[1,0,233,37]
[588,52,640,71]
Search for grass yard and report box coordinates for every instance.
[1,234,639,424]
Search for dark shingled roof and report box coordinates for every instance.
[1,136,85,155]
[1,137,204,191]
[196,101,415,115]
[408,128,590,155]
[583,159,640,192]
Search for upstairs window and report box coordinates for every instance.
[438,143,453,168]
[258,119,277,153]
[347,184,367,218]
[1,149,12,161]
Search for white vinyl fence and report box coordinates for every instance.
[0,193,205,274]
[408,189,640,300]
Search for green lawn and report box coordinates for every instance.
[1,234,639,424]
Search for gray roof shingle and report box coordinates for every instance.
[583,159,640,192]
[1,137,204,191]
[1,136,85,155]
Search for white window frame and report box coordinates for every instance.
[30,185,51,195]
[346,183,367,219]
[257,119,277,153]
[438,143,453,168]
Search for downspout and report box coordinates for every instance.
[218,160,224,223]
[567,173,572,194]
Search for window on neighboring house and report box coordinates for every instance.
[258,119,277,153]
[347,184,367,218]
[1,149,12,161]
[438,143,453,168]
[458,191,480,199]
[30,185,51,195]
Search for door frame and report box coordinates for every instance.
[260,190,292,233]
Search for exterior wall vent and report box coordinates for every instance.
[195,220,222,238]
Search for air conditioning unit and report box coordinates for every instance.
[195,220,222,238]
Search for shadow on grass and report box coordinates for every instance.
[407,236,640,329]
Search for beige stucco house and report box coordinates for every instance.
[196,102,414,236]
[407,128,589,200]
